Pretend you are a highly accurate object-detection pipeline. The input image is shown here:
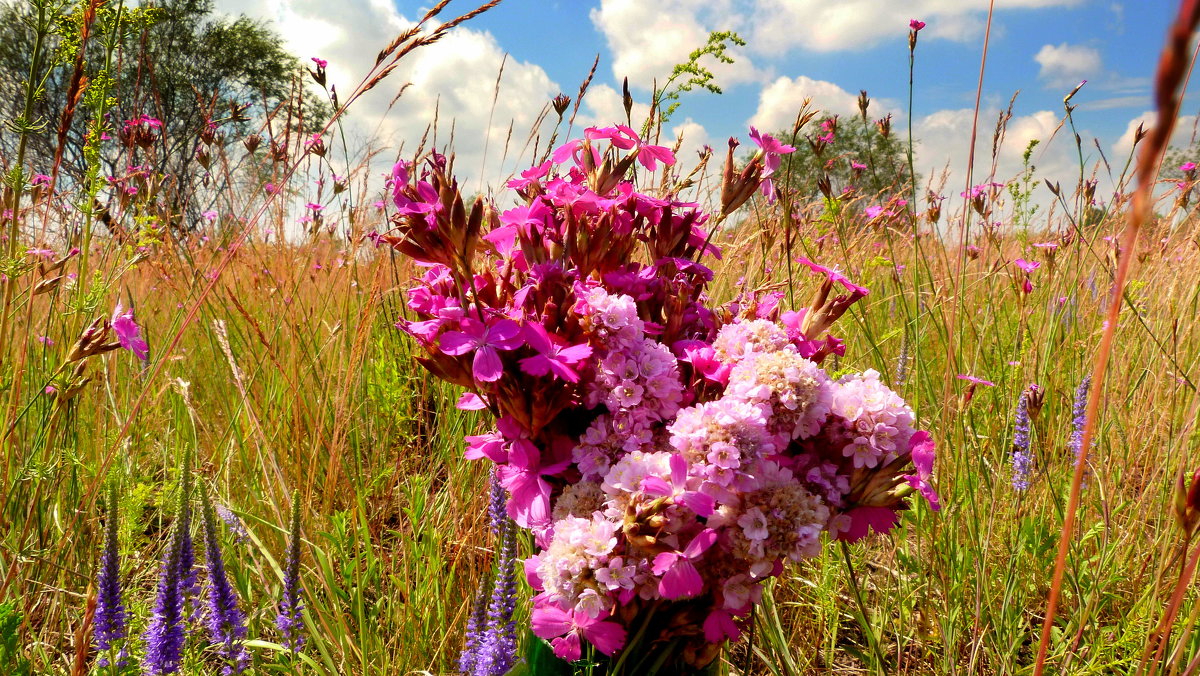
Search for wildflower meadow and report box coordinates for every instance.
[3,0,1200,674]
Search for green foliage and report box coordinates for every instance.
[1008,139,1041,232]
[0,602,31,676]
[651,30,745,128]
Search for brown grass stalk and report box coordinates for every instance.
[1032,2,1200,673]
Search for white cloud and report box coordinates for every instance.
[589,0,764,92]
[212,0,562,195]
[748,76,895,133]
[1035,43,1103,88]
[747,0,1084,54]
[1112,111,1198,158]
[911,106,1111,216]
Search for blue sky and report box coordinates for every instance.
[221,0,1194,201]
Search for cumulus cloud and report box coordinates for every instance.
[746,0,1083,54]
[748,76,896,133]
[1112,111,1198,158]
[911,106,1113,216]
[1034,43,1103,88]
[588,0,764,91]
[211,0,566,195]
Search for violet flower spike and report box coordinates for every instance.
[95,479,129,670]
[467,519,519,675]
[1011,386,1034,491]
[144,448,193,675]
[277,490,306,653]
[1068,375,1092,466]
[199,487,248,674]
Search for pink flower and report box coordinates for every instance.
[497,431,571,527]
[796,257,869,296]
[910,19,926,31]
[652,528,717,599]
[1013,258,1040,273]
[956,374,995,387]
[1181,161,1196,172]
[305,202,324,212]
[748,126,796,175]
[640,453,715,517]
[518,323,592,383]
[903,430,940,510]
[835,506,900,542]
[439,317,524,382]
[111,302,149,361]
[26,248,55,258]
[202,210,218,221]
[703,609,742,642]
[530,604,626,661]
[311,57,328,69]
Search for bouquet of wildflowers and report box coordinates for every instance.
[385,124,939,673]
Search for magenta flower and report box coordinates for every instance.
[703,609,741,643]
[584,125,637,150]
[903,430,940,510]
[796,257,869,296]
[748,126,795,174]
[518,323,592,383]
[111,303,149,361]
[311,57,328,69]
[305,202,323,213]
[1181,161,1196,172]
[497,436,570,527]
[956,374,995,387]
[851,161,867,171]
[910,19,926,31]
[1013,258,1040,273]
[439,317,524,382]
[640,454,715,517]
[26,247,55,258]
[530,605,626,661]
[652,528,717,599]
[835,506,900,543]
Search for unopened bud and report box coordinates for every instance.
[66,316,120,363]
[876,114,892,139]
[552,93,571,117]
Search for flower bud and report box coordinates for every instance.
[552,93,571,117]
[243,133,262,154]
[1175,468,1200,537]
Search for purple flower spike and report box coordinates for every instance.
[144,449,193,675]
[94,480,128,669]
[200,489,248,674]
[277,491,305,653]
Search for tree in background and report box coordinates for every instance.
[0,0,326,233]
[772,93,916,204]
